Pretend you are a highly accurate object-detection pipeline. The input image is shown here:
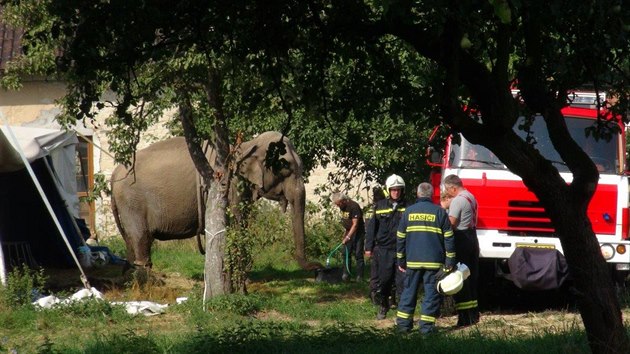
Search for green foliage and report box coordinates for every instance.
[0,303,37,331]
[246,201,293,256]
[82,330,161,354]
[304,201,345,262]
[35,336,58,354]
[99,237,128,261]
[1,0,436,185]
[45,298,129,320]
[204,294,263,316]
[0,264,47,309]
[224,227,254,293]
[0,0,58,90]
[245,200,342,267]
[80,172,110,203]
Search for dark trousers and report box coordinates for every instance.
[343,234,365,279]
[396,268,441,334]
[369,246,380,293]
[453,228,480,325]
[375,247,403,307]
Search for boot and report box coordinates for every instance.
[369,291,379,305]
[456,309,477,328]
[376,305,388,320]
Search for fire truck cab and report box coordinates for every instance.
[427,92,630,290]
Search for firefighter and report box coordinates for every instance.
[366,174,408,320]
[365,186,387,304]
[443,174,480,327]
[395,182,455,334]
[331,192,365,282]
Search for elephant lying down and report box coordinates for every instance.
[110,131,321,270]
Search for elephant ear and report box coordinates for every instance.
[237,145,264,189]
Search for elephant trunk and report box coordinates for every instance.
[292,179,322,270]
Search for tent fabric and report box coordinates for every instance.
[20,119,93,216]
[0,126,85,284]
[0,126,81,217]
[0,126,78,172]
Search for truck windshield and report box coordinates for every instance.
[450,115,618,173]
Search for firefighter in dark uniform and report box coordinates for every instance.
[366,174,407,320]
[443,174,480,327]
[395,182,455,334]
[365,186,387,304]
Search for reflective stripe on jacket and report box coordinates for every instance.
[396,197,455,269]
[366,198,407,251]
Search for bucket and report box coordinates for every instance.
[314,243,348,284]
[315,267,344,283]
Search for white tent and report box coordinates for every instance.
[0,125,88,285]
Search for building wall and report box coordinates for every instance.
[1,81,374,240]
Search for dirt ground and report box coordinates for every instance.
[44,264,198,303]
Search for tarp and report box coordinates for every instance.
[0,126,86,284]
[507,247,570,290]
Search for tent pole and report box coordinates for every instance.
[75,130,116,160]
[1,117,91,290]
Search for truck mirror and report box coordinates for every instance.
[426,146,443,166]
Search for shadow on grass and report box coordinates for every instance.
[249,264,316,282]
[248,265,370,302]
[78,321,591,354]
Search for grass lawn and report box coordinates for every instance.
[2,202,630,353]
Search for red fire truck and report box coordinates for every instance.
[427,92,630,290]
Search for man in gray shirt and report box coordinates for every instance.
[443,174,480,327]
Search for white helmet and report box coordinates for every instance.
[437,272,464,295]
[437,263,470,295]
[385,174,405,190]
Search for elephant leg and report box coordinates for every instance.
[134,231,154,268]
[121,232,137,265]
[121,220,153,268]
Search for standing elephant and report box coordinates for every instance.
[110,131,316,270]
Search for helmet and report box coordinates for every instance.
[385,174,405,190]
[437,271,464,295]
[437,263,470,295]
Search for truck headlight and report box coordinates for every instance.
[600,244,615,260]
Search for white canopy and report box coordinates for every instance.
[0,126,80,217]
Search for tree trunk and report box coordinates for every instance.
[203,179,230,297]
[291,177,308,269]
[202,67,232,298]
[491,132,630,354]
[555,206,629,354]
[178,67,233,299]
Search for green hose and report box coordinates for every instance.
[326,242,352,276]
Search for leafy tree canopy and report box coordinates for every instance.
[1,1,442,192]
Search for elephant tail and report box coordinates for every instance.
[110,186,127,241]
